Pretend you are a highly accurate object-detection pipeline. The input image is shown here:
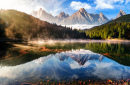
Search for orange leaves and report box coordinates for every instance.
[19,49,29,54]
[39,47,51,52]
[107,79,112,83]
[47,80,49,82]
[39,47,65,53]
[19,49,29,56]
[54,49,64,53]
[102,53,112,57]
[102,53,123,58]
[5,54,11,58]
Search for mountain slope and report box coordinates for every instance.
[85,15,130,39]
[116,10,126,19]
[61,8,109,25]
[0,9,86,40]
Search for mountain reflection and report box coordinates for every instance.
[35,49,105,65]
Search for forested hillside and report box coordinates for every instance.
[0,10,86,40]
[85,15,130,39]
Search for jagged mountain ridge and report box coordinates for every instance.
[31,8,109,25]
[56,12,69,23]
[116,10,126,19]
[61,8,109,25]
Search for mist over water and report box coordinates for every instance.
[29,39,130,45]
[62,24,99,30]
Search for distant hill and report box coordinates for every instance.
[0,9,86,40]
[85,14,130,39]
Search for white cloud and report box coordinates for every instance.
[62,24,98,30]
[95,0,124,9]
[70,1,91,10]
[47,0,66,16]
[70,61,91,69]
[0,62,38,79]
[125,0,130,4]
[0,0,43,14]
[0,0,65,16]
[92,62,126,80]
[95,62,113,68]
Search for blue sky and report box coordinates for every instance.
[61,0,130,19]
[0,0,129,19]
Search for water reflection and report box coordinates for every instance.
[0,49,130,84]
[35,49,104,65]
[1,42,130,67]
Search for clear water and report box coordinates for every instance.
[0,42,130,84]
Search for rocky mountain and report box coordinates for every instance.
[56,12,69,23]
[31,8,56,23]
[61,8,109,25]
[31,8,109,25]
[98,12,109,23]
[116,10,126,19]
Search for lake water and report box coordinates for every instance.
[0,42,130,84]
